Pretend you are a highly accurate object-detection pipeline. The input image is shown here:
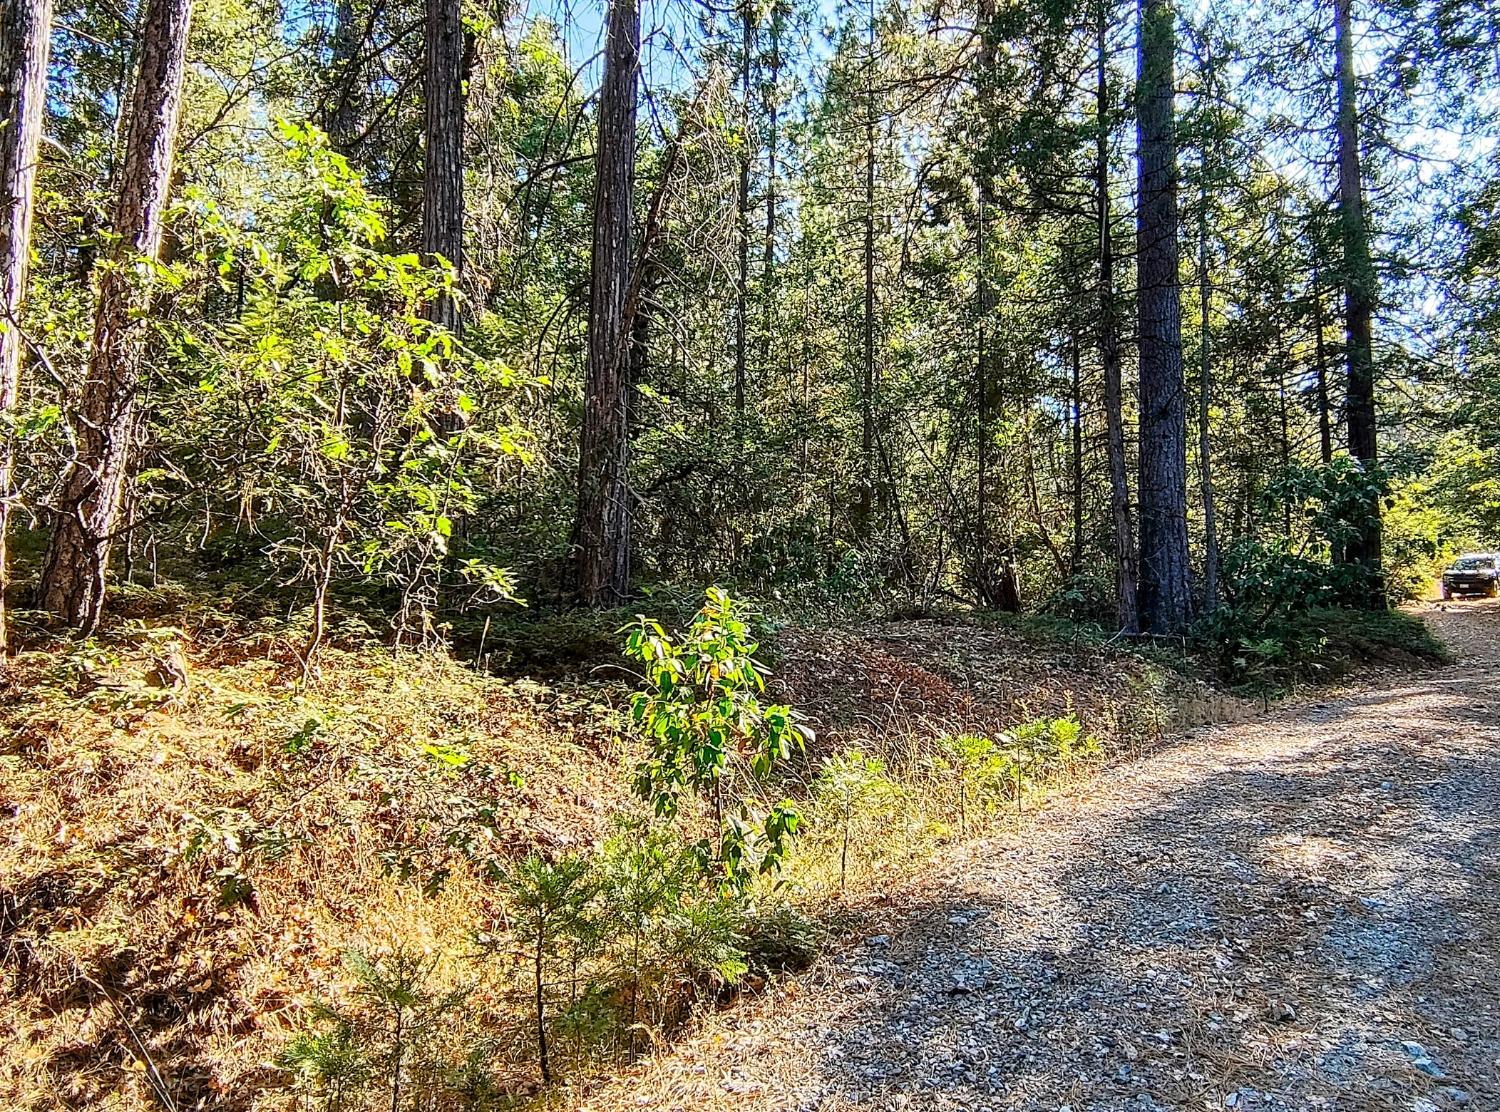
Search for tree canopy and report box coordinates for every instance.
[2,0,1498,653]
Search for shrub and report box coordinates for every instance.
[931,733,1011,836]
[593,821,728,1055]
[1197,603,1448,694]
[474,823,763,1084]
[736,899,823,976]
[1382,474,1468,602]
[1196,459,1440,691]
[1040,571,1119,625]
[491,853,595,1084]
[181,121,526,667]
[280,948,476,1112]
[1010,713,1103,772]
[931,716,1104,833]
[623,587,811,890]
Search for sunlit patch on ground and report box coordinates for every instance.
[570,604,1500,1112]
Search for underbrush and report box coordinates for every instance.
[5,582,1417,1111]
[1,629,632,1110]
[1194,605,1450,697]
[790,716,1108,896]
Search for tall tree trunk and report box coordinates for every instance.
[39,0,191,632]
[421,0,466,338]
[734,0,753,451]
[1070,330,1085,573]
[973,0,999,606]
[858,6,876,543]
[572,0,638,606]
[1334,0,1384,606]
[975,187,990,600]
[0,0,53,656]
[1096,2,1139,633]
[1134,0,1192,634]
[1310,261,1335,465]
[397,0,467,635]
[760,0,783,370]
[1197,205,1220,613]
[1276,319,1292,536]
[854,0,877,546]
[326,0,361,153]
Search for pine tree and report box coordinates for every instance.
[574,0,640,605]
[421,0,467,338]
[1134,0,1192,634]
[40,0,193,631]
[1095,0,1138,632]
[1334,0,1384,606]
[0,0,53,653]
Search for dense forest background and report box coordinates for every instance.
[8,3,1500,1106]
[3,0,1500,659]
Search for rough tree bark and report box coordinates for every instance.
[854,0,878,547]
[1334,0,1384,606]
[572,0,638,605]
[1096,1,1139,633]
[1197,204,1220,613]
[1070,331,1086,574]
[734,0,753,449]
[975,187,991,601]
[1310,261,1335,465]
[1134,0,1192,634]
[1276,316,1292,536]
[0,0,54,654]
[326,0,361,154]
[760,0,783,370]
[972,0,996,606]
[39,0,191,632]
[422,0,466,338]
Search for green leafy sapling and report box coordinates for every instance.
[623,588,813,891]
[181,120,526,670]
[1010,714,1103,789]
[935,716,1102,829]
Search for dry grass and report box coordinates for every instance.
[773,616,1252,754]
[0,608,1256,1112]
[1,626,634,1111]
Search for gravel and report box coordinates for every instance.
[576,603,1500,1112]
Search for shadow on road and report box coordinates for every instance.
[791,606,1500,1111]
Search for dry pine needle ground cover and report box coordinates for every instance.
[2,608,1269,1111]
[1,629,629,1110]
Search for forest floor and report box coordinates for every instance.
[0,598,1235,1111]
[572,601,1500,1112]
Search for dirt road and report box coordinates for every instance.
[580,604,1500,1112]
